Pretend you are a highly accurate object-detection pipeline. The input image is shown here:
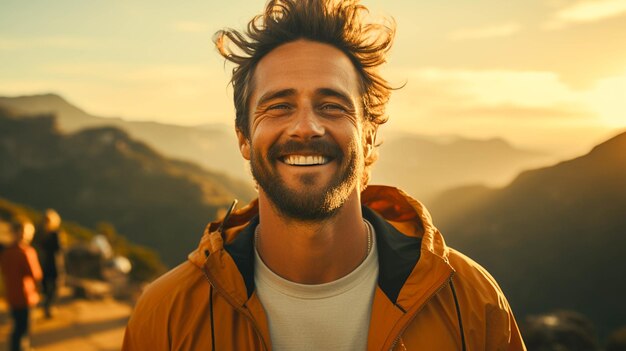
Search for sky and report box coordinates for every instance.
[1,0,625,158]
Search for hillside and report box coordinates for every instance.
[429,131,626,335]
[0,108,255,265]
[0,94,553,202]
[373,134,551,202]
[0,93,248,182]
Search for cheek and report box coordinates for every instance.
[249,124,283,163]
[250,123,274,150]
[337,123,364,153]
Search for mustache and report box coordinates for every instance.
[267,139,342,160]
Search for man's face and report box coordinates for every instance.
[238,40,372,221]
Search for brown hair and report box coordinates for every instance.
[214,0,396,175]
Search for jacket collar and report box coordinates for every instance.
[189,185,453,305]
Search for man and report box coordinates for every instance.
[123,0,526,350]
[0,216,43,351]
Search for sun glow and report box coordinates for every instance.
[585,72,626,127]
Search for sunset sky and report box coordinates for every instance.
[1,0,625,157]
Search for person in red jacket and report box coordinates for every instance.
[0,216,43,351]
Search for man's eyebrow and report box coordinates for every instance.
[256,89,296,107]
[316,88,356,110]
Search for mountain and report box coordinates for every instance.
[0,93,94,130]
[372,134,552,203]
[0,94,249,183]
[0,94,553,203]
[428,131,626,335]
[0,107,255,266]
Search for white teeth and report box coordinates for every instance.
[283,155,329,166]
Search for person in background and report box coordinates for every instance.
[0,216,43,351]
[35,208,65,319]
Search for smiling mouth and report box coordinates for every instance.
[281,155,331,166]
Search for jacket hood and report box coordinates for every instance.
[189,185,451,273]
[188,185,455,317]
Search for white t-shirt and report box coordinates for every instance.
[254,220,379,351]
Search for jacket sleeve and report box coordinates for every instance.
[122,289,171,351]
[448,248,527,351]
[487,294,527,351]
[507,309,526,351]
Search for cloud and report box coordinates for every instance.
[172,21,211,33]
[384,67,596,132]
[42,63,214,82]
[0,36,100,51]
[448,22,521,40]
[382,67,614,155]
[396,68,581,109]
[437,104,590,120]
[546,0,626,29]
[125,64,212,81]
[582,71,626,127]
[43,63,128,78]
[3,62,234,123]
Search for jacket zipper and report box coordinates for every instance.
[202,266,270,351]
[387,272,454,351]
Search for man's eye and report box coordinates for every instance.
[268,104,290,110]
[320,104,346,112]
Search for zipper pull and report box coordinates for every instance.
[206,199,238,256]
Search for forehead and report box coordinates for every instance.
[251,40,361,102]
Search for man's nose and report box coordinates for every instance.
[287,108,325,139]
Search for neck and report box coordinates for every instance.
[256,189,369,284]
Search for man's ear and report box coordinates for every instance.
[363,125,377,158]
[236,129,251,160]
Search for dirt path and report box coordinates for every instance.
[0,296,131,351]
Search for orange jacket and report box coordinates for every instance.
[123,186,526,350]
[0,242,43,308]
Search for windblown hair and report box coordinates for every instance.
[214,0,396,145]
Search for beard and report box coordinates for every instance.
[250,138,361,221]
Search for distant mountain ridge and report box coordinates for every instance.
[373,133,551,202]
[0,93,249,184]
[429,131,626,335]
[0,107,255,265]
[0,93,93,129]
[0,93,553,202]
